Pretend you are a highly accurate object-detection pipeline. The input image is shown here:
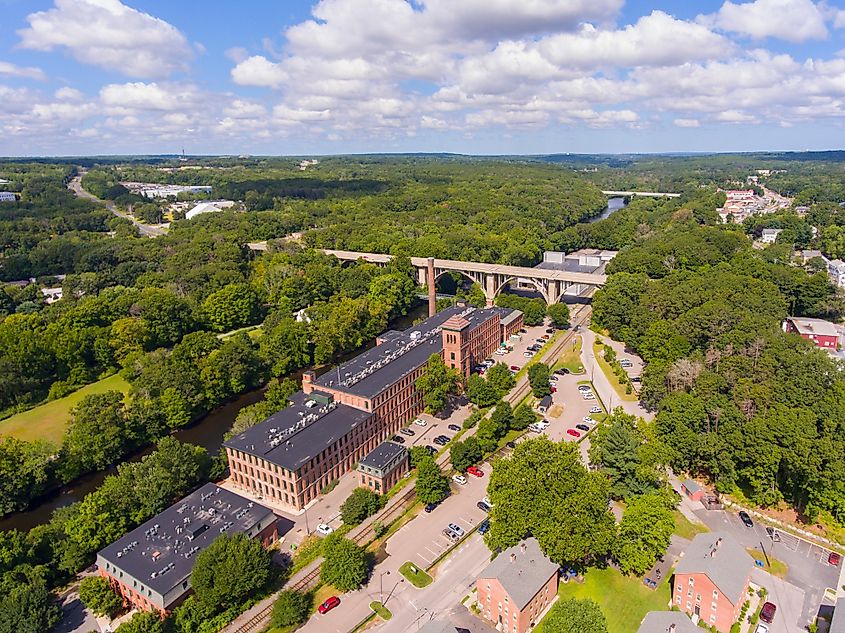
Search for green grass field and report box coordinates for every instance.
[0,374,131,443]
[539,567,672,633]
[592,341,638,402]
[673,511,710,540]
[553,335,584,374]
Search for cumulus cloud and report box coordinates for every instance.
[707,0,829,42]
[674,118,701,128]
[18,0,193,79]
[0,61,46,81]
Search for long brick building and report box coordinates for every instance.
[224,304,522,512]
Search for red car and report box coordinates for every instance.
[550,386,557,393]
[566,428,581,438]
[510,365,519,371]
[467,465,484,477]
[829,552,842,566]
[760,602,777,624]
[318,596,341,614]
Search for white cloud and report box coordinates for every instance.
[54,87,83,100]
[707,0,829,42]
[0,61,46,81]
[231,55,289,88]
[99,82,202,112]
[835,10,845,28]
[674,118,701,127]
[18,0,192,79]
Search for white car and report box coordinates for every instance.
[583,416,596,425]
[448,523,465,537]
[583,393,595,400]
[620,359,633,367]
[754,625,769,633]
[316,523,334,536]
[452,474,467,485]
[577,385,592,393]
[413,418,427,427]
[589,406,602,414]
[495,348,507,356]
[483,496,492,507]
[548,376,559,384]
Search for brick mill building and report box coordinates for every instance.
[673,532,753,632]
[96,484,276,614]
[357,441,409,493]
[224,304,522,512]
[477,538,559,633]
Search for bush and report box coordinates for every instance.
[462,409,484,429]
[415,456,450,504]
[340,488,384,525]
[270,590,311,629]
[372,521,386,537]
[79,576,123,618]
[191,533,272,611]
[321,534,369,591]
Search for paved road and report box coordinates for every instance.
[68,174,168,237]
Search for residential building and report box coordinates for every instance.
[681,479,704,502]
[477,538,559,633]
[673,532,753,632]
[96,484,276,615]
[637,611,699,633]
[357,441,409,493]
[828,259,845,289]
[0,191,16,202]
[185,200,235,220]
[225,304,521,512]
[760,228,781,244]
[783,316,840,350]
[799,249,826,264]
[41,287,63,304]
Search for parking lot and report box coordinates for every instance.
[478,321,555,375]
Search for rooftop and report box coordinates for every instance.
[478,538,558,610]
[682,479,701,494]
[787,317,839,338]
[359,441,408,471]
[637,611,699,633]
[829,597,845,633]
[224,391,373,471]
[675,532,753,603]
[97,483,273,600]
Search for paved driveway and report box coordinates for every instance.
[750,568,806,633]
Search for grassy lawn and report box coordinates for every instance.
[553,335,585,374]
[370,601,392,620]
[592,341,638,403]
[399,561,433,588]
[673,511,710,540]
[747,548,788,578]
[541,567,672,633]
[0,373,131,443]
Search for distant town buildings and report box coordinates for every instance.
[224,304,522,513]
[783,316,841,350]
[760,228,781,244]
[718,190,762,223]
[357,441,409,493]
[96,484,276,614]
[298,159,319,170]
[476,538,559,633]
[0,191,17,202]
[185,200,235,220]
[673,532,753,632]
[121,182,213,199]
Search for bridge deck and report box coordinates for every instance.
[322,249,607,285]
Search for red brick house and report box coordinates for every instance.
[673,532,753,633]
[477,538,559,633]
[681,479,704,502]
[356,441,409,493]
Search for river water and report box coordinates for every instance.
[0,303,430,533]
[588,196,627,223]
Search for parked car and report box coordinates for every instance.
[577,385,592,392]
[425,445,437,455]
[576,424,590,432]
[495,348,507,356]
[631,376,641,383]
[754,624,769,633]
[452,474,467,485]
[739,511,754,528]
[467,465,484,477]
[760,602,777,624]
[541,334,550,340]
[829,552,842,566]
[318,596,341,614]
[424,502,440,513]
[400,427,415,436]
[392,435,405,444]
[589,406,602,414]
[566,429,581,438]
[765,527,781,542]
[546,328,555,334]
[506,441,516,449]
[316,523,334,536]
[482,496,492,506]
[523,351,535,358]
[448,424,461,432]
[477,500,492,512]
[536,338,546,344]
[548,376,559,384]
[528,423,545,433]
[583,416,595,424]
[433,436,448,446]
[583,393,595,400]
[413,418,427,426]
[478,519,491,534]
[448,523,465,537]
[510,365,520,371]
[620,359,633,367]
[442,528,459,543]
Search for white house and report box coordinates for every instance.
[41,287,63,304]
[760,228,782,244]
[0,192,16,202]
[829,259,845,289]
[185,200,235,220]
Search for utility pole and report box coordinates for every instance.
[380,570,390,602]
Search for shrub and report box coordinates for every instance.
[270,590,311,629]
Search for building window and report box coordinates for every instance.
[712,603,718,611]
[710,615,717,624]
[676,597,682,605]
[713,590,718,599]
[686,601,691,610]
[688,577,694,585]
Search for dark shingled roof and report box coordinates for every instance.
[478,538,558,610]
[224,391,373,471]
[637,611,700,633]
[675,532,753,604]
[359,441,408,471]
[96,484,274,607]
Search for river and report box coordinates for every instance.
[0,302,430,533]
[588,196,627,223]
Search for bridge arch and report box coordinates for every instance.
[492,276,550,304]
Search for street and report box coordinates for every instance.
[68,174,169,237]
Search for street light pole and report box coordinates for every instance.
[380,571,390,602]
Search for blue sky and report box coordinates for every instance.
[0,0,844,155]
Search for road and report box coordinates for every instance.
[68,174,168,237]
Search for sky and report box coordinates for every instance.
[1,0,845,156]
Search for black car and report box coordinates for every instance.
[478,519,491,534]
[392,435,405,444]
[425,445,437,455]
[575,423,590,432]
[424,502,439,513]
[546,328,555,334]
[766,526,781,542]
[433,436,449,446]
[739,511,754,528]
[631,376,641,383]
[554,368,569,375]
[477,501,492,512]
[400,427,415,436]
[448,424,461,432]
[506,441,516,449]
